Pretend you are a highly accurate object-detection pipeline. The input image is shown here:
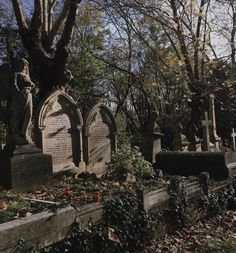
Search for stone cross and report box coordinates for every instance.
[0,127,6,150]
[202,111,212,151]
[231,128,236,151]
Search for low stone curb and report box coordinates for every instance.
[0,203,103,253]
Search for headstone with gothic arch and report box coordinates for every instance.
[83,103,117,175]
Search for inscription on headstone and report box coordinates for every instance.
[44,101,73,167]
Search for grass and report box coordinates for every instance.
[0,192,47,224]
[0,192,31,224]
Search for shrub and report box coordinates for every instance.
[107,145,153,180]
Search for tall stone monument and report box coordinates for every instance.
[83,103,117,175]
[35,90,85,174]
[208,94,221,150]
[0,59,52,191]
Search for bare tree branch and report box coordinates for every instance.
[42,0,48,32]
[11,0,28,30]
[57,0,82,49]
[47,0,57,31]
[30,0,43,31]
[48,0,70,44]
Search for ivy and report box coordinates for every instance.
[16,177,236,253]
[104,190,155,252]
[38,190,155,253]
[199,173,236,218]
[166,176,189,229]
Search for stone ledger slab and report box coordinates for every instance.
[155,151,236,180]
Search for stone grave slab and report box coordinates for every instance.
[83,103,117,175]
[35,91,85,174]
[155,151,236,180]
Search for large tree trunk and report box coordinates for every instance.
[12,0,81,99]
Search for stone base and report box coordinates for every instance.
[0,146,52,191]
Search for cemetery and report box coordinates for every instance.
[0,1,236,253]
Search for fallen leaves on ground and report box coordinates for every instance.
[139,210,236,253]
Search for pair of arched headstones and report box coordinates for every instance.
[35,90,117,175]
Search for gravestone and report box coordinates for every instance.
[172,122,189,151]
[83,103,117,175]
[202,111,212,151]
[142,112,163,163]
[35,90,85,174]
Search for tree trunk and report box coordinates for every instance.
[12,0,80,99]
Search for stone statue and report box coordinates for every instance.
[0,58,35,148]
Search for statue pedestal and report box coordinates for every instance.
[0,144,52,191]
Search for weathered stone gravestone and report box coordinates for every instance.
[172,122,189,151]
[35,90,85,174]
[142,112,163,163]
[83,103,117,175]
